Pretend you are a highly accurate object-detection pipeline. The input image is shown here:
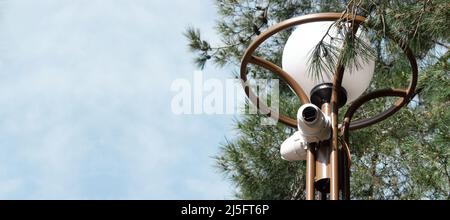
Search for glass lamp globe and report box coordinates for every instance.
[282,21,375,106]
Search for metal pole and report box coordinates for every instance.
[306,146,315,200]
[330,104,340,199]
[330,64,345,200]
[344,151,351,200]
[339,147,346,200]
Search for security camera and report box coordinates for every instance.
[280,104,331,161]
[297,104,331,143]
[280,131,307,161]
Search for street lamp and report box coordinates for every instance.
[240,13,418,200]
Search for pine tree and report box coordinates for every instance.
[186,0,450,199]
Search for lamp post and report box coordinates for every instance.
[240,13,418,200]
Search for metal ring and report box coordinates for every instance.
[342,26,418,131]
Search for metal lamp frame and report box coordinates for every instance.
[240,12,418,200]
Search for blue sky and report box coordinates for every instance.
[0,0,236,199]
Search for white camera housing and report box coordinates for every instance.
[280,131,308,161]
[280,104,332,161]
[297,104,331,143]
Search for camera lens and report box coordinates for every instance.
[302,106,317,122]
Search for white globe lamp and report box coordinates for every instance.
[282,21,375,107]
